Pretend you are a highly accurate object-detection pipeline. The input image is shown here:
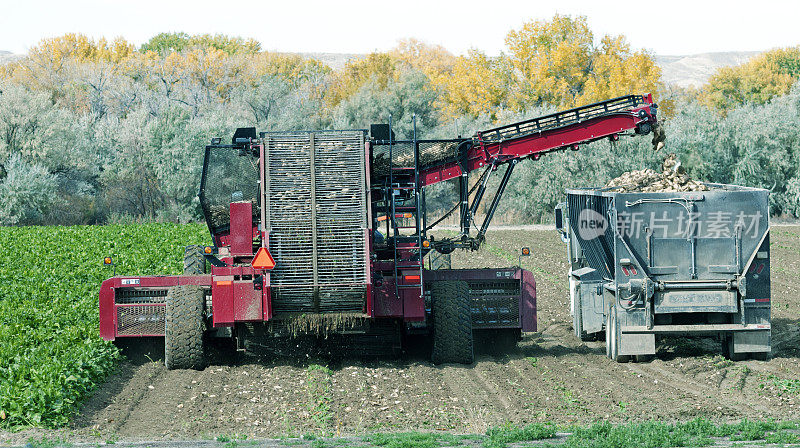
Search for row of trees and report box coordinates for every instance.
[0,16,798,226]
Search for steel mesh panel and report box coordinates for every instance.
[265,131,368,314]
[468,281,520,328]
[117,305,165,336]
[567,192,615,279]
[201,148,260,231]
[372,141,460,175]
[115,289,167,304]
[423,279,521,328]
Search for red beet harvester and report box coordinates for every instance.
[99,94,661,369]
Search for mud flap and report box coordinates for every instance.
[732,330,771,354]
[619,332,655,356]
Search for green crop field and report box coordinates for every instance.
[0,223,208,428]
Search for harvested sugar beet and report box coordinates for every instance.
[606,153,709,193]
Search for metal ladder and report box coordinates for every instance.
[388,116,424,297]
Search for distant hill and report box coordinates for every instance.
[655,51,761,88]
[0,49,763,88]
[0,50,21,65]
[295,52,362,70]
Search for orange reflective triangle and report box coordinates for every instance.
[252,247,275,270]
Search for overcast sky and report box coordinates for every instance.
[1,0,798,56]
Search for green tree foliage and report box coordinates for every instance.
[334,69,439,138]
[0,155,59,225]
[671,84,800,216]
[140,32,261,56]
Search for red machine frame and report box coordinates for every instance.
[100,94,658,342]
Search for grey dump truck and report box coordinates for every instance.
[555,184,771,361]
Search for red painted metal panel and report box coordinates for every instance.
[424,268,522,281]
[373,280,402,317]
[212,278,234,326]
[99,275,213,340]
[233,281,261,321]
[261,286,272,321]
[99,279,117,340]
[420,106,653,187]
[261,230,273,321]
[230,201,254,256]
[519,269,537,332]
[402,287,425,321]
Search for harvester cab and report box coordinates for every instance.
[99,94,660,369]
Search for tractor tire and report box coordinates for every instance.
[431,281,473,365]
[165,285,206,370]
[183,245,206,275]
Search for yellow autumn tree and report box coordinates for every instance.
[0,34,136,105]
[701,46,800,112]
[504,14,594,109]
[437,49,507,120]
[578,35,662,104]
[247,52,330,87]
[28,34,135,64]
[326,52,398,107]
[433,14,663,120]
[391,38,455,83]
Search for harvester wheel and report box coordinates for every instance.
[431,281,473,364]
[165,285,206,370]
[184,245,206,275]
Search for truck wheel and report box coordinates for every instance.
[722,335,737,361]
[431,281,473,364]
[165,285,206,370]
[183,245,206,275]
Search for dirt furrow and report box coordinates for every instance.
[38,226,797,440]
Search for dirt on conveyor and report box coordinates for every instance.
[606,153,709,193]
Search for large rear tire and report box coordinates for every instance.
[431,281,473,365]
[165,285,206,370]
[183,245,206,275]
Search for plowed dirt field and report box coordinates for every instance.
[4,227,800,444]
